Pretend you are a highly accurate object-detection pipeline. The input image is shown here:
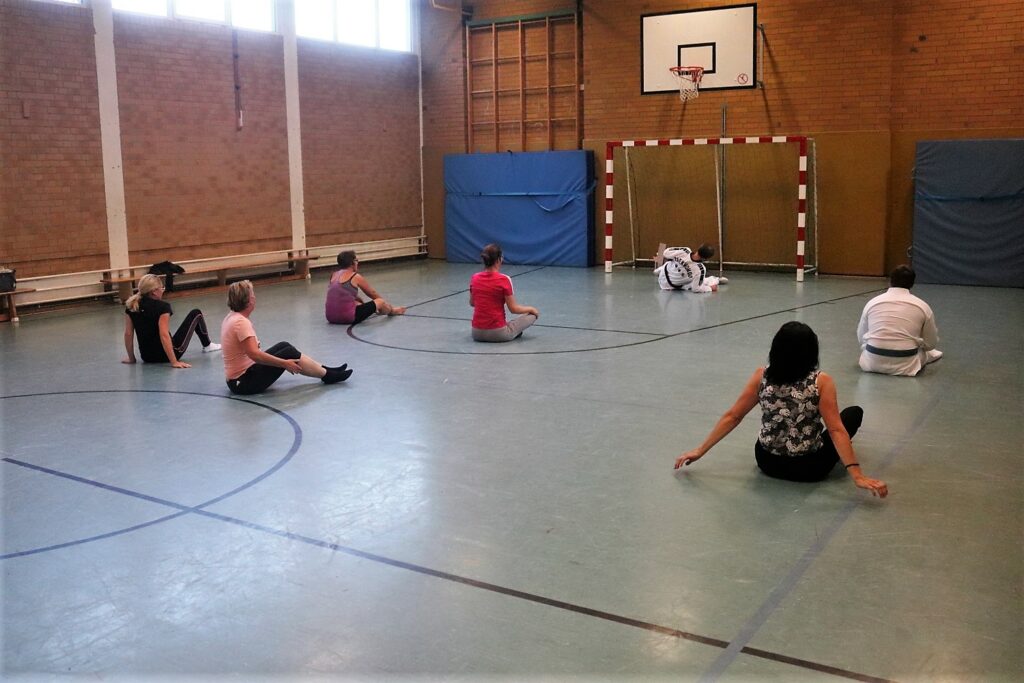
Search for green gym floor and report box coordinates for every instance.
[2,261,1021,681]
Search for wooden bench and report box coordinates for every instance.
[0,287,38,323]
[102,251,318,302]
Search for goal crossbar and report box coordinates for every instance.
[604,135,812,281]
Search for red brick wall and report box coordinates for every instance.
[2,1,424,276]
[421,2,467,152]
[114,13,292,263]
[892,0,1024,130]
[299,41,422,248]
[0,0,108,277]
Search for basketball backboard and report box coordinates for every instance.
[642,3,757,95]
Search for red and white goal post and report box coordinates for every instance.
[603,135,816,281]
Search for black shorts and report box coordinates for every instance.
[352,301,377,324]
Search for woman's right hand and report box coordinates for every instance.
[852,474,888,498]
[282,359,302,374]
[171,360,191,369]
[527,307,540,319]
[122,357,136,364]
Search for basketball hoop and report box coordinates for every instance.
[669,66,704,102]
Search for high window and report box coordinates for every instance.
[109,1,276,32]
[295,0,411,51]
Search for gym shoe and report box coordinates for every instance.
[202,343,222,353]
[322,367,353,384]
[718,276,729,284]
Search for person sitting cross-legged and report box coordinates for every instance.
[469,243,540,343]
[857,264,942,376]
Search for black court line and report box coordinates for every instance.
[402,265,549,310]
[348,288,886,356]
[401,312,666,336]
[0,389,301,560]
[2,454,892,682]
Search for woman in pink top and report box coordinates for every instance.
[469,244,540,342]
[221,280,352,395]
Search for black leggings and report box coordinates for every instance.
[755,406,864,482]
[171,309,212,360]
[226,341,301,395]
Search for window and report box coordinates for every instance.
[176,0,225,23]
[112,0,168,17]
[108,1,275,32]
[296,0,412,52]
[231,0,275,32]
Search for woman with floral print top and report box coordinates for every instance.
[674,322,888,497]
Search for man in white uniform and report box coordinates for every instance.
[654,243,724,293]
[857,265,942,376]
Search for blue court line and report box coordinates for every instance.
[698,390,944,682]
[0,389,301,559]
[2,455,892,681]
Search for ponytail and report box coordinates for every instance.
[125,274,163,312]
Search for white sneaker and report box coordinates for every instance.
[202,343,222,353]
[718,276,729,284]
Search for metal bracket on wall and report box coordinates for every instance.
[757,23,766,89]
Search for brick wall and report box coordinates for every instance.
[299,41,422,248]
[2,0,424,277]
[0,0,108,277]
[114,14,292,263]
[892,0,1024,130]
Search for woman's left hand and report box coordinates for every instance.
[171,360,191,369]
[674,449,703,469]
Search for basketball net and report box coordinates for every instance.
[669,66,703,102]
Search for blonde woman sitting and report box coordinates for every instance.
[122,274,220,369]
[325,250,406,325]
[222,280,352,395]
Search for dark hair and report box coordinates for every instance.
[890,264,915,289]
[481,243,503,268]
[696,243,715,260]
[337,250,357,268]
[764,321,819,384]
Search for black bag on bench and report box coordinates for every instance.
[0,267,15,293]
[149,261,185,292]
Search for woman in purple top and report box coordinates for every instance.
[325,251,406,325]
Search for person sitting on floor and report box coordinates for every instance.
[470,243,540,343]
[222,280,351,395]
[674,321,888,497]
[326,250,406,325]
[654,243,725,292]
[122,274,220,369]
[857,264,942,376]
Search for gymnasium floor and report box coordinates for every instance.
[2,261,1021,682]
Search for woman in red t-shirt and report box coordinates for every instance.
[469,244,540,342]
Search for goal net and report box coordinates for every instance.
[603,136,817,281]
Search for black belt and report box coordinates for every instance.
[865,344,918,358]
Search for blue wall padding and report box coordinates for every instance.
[912,139,1024,287]
[445,150,595,266]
